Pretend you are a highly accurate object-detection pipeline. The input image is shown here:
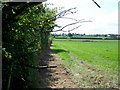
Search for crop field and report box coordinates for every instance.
[52,39,118,88]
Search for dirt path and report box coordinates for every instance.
[36,49,79,88]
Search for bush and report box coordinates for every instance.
[2,2,56,89]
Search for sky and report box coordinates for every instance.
[44,0,119,34]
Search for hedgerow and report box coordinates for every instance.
[2,2,57,89]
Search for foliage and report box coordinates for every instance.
[2,2,56,89]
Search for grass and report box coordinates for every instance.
[52,39,118,88]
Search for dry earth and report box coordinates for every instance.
[35,48,118,89]
[36,49,79,88]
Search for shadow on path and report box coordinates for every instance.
[36,48,78,88]
[37,49,57,88]
[52,48,68,54]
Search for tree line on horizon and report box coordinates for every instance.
[52,33,120,40]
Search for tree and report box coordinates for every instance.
[2,2,57,89]
[68,33,73,38]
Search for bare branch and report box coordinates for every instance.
[92,0,101,8]
[55,7,77,19]
[58,17,78,21]
[55,25,82,32]
[54,24,62,28]
[67,25,82,32]
[25,64,57,69]
[42,7,92,33]
[52,20,92,32]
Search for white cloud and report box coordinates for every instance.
[46,0,118,34]
[88,10,118,34]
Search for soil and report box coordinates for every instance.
[35,48,118,89]
[36,48,79,88]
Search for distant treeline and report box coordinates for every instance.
[52,33,120,40]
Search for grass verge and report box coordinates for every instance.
[52,39,118,88]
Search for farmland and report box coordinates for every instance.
[52,39,118,88]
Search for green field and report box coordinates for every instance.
[52,39,118,88]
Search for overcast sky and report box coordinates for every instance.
[45,0,119,34]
